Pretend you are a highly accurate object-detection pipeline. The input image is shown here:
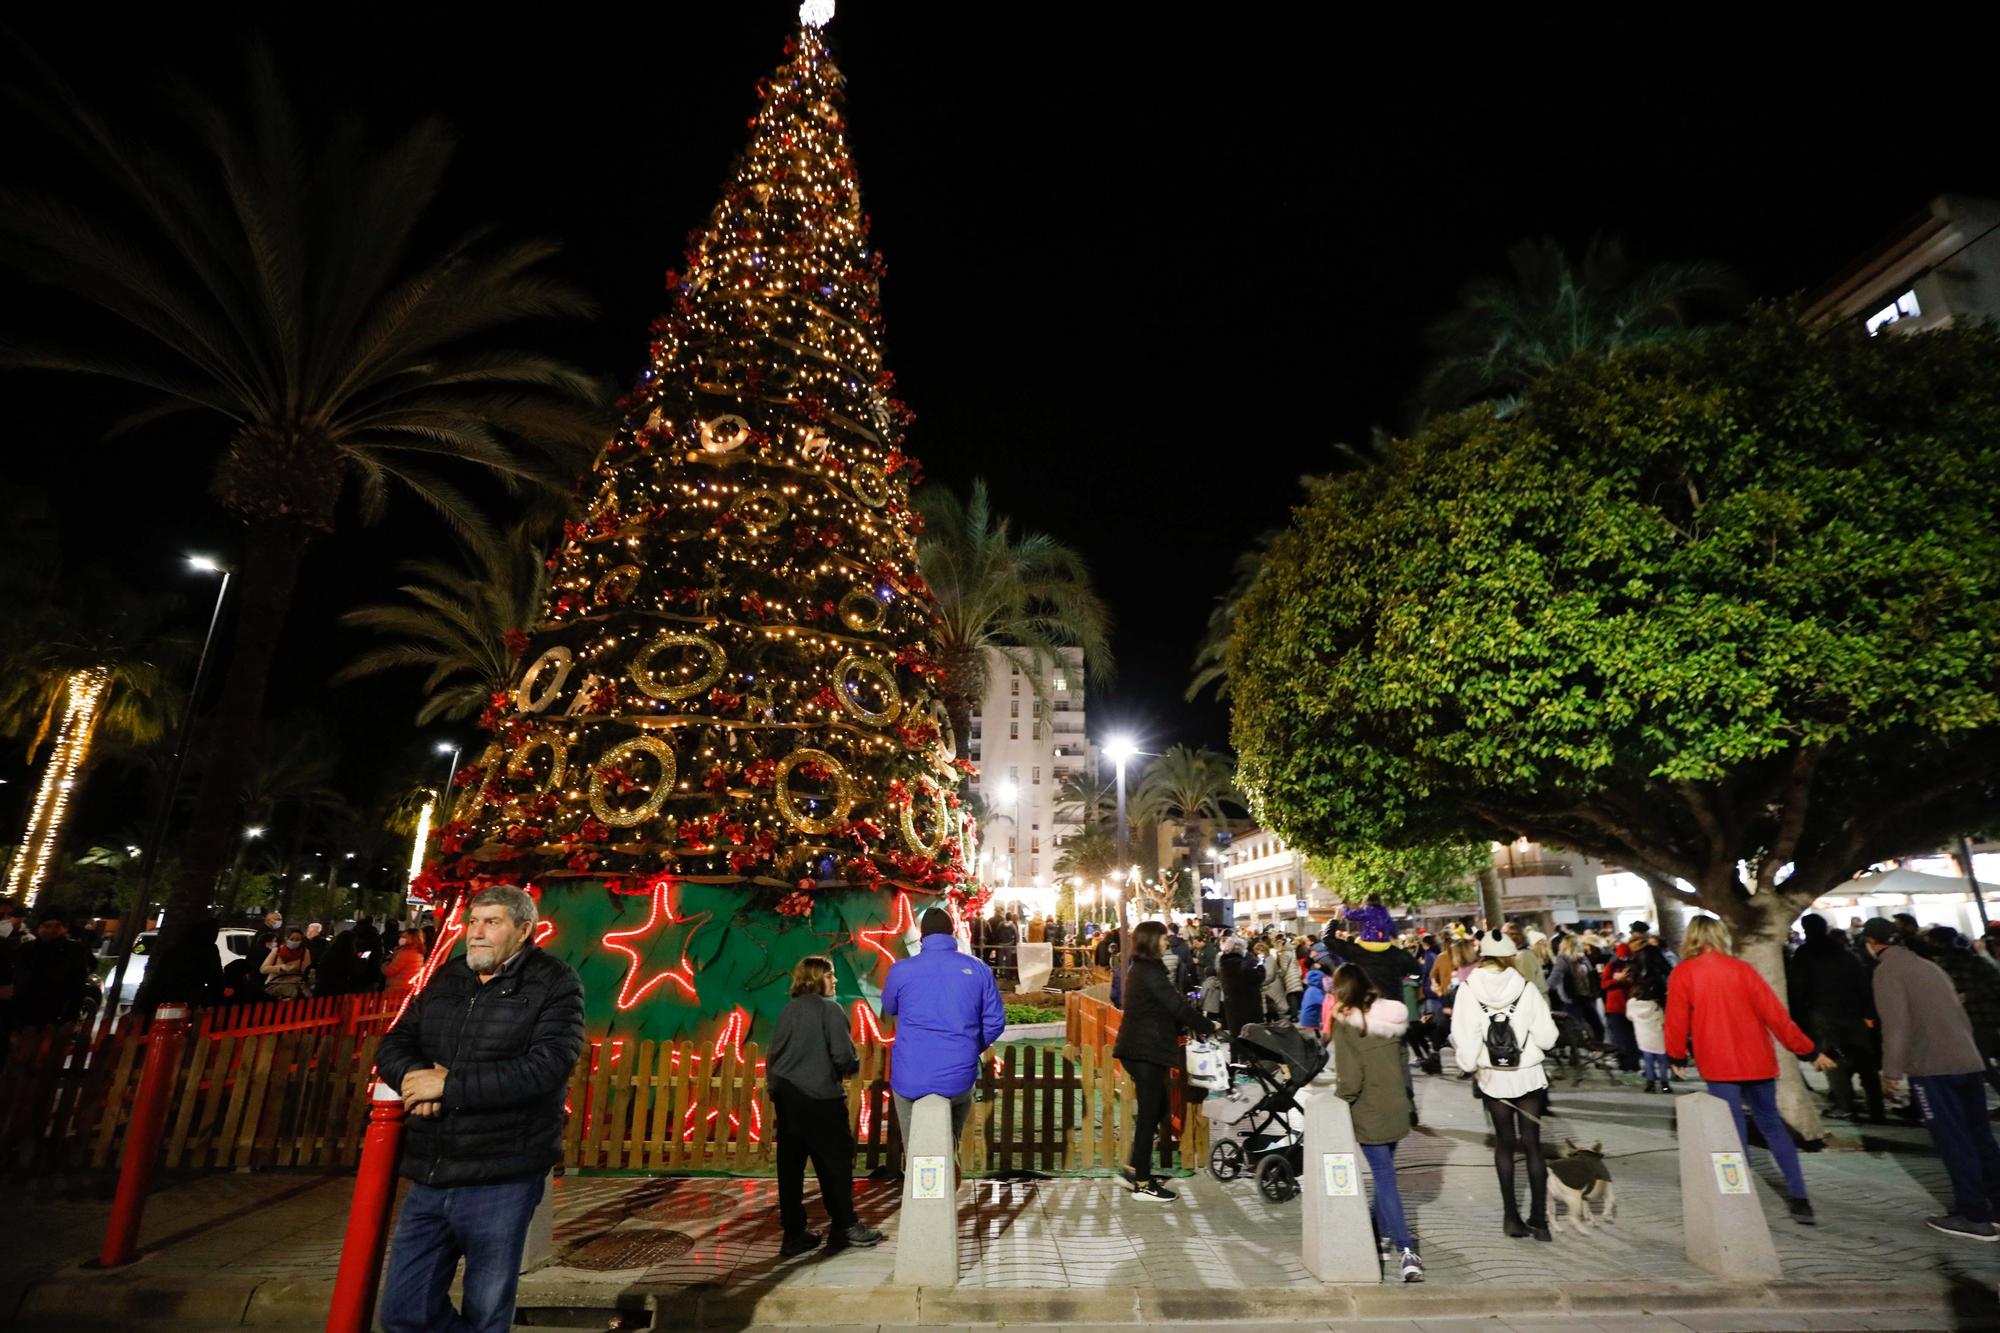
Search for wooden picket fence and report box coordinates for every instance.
[2,1007,1205,1178]
[106,992,402,1039]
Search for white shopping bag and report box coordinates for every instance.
[1185,1036,1230,1093]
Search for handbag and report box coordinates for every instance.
[1185,1035,1230,1093]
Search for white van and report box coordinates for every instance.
[117,928,259,1008]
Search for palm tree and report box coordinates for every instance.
[0,49,606,1002]
[1130,745,1242,827]
[336,520,554,723]
[1416,234,1743,417]
[0,572,185,904]
[915,479,1114,755]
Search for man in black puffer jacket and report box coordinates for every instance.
[376,885,585,1333]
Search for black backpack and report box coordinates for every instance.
[1481,997,1524,1069]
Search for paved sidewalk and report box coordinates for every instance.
[5,1066,2000,1327]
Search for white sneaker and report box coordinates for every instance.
[1399,1248,1424,1283]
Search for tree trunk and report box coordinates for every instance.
[1736,934,1825,1145]
[1653,903,1685,955]
[1477,866,1505,931]
[139,520,314,1010]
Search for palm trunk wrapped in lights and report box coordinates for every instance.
[6,668,111,907]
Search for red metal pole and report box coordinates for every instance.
[99,1001,189,1267]
[325,1081,407,1333]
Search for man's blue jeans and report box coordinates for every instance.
[1360,1140,1411,1251]
[1706,1079,1807,1200]
[379,1176,543,1333]
[1912,1071,2000,1223]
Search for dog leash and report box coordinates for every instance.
[1491,1094,1550,1127]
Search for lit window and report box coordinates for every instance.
[1053,673,1067,692]
[1865,288,1922,335]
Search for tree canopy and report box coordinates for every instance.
[1232,309,2000,944]
[1307,839,1491,911]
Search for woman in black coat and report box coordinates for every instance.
[1114,920,1215,1201]
[1218,936,1264,1037]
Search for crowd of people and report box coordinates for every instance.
[1107,896,2000,1273]
[226,908,431,1006]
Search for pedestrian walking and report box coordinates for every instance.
[1449,929,1559,1240]
[1327,964,1423,1282]
[880,906,1005,1147]
[768,956,883,1255]
[1298,964,1328,1031]
[1262,937,1302,1023]
[1788,915,1884,1122]
[1114,920,1215,1201]
[1600,944,1640,1071]
[1218,935,1263,1036]
[1665,915,1834,1225]
[1862,918,2000,1242]
[375,886,585,1333]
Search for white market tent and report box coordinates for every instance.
[1807,866,2000,936]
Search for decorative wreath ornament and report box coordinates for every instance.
[699,414,752,454]
[839,588,886,633]
[506,733,569,792]
[833,654,902,726]
[774,748,856,834]
[900,782,951,856]
[595,564,642,604]
[849,461,890,507]
[588,736,678,828]
[925,697,958,773]
[515,647,574,715]
[729,488,790,535]
[629,631,726,702]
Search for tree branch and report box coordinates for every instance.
[1756,745,1821,895]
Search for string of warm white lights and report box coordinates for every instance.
[5,668,111,908]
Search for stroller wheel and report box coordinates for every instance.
[1256,1153,1298,1203]
[1208,1140,1247,1182]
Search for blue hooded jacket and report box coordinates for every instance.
[880,934,1007,1098]
[1298,968,1328,1030]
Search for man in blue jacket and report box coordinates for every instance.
[881,906,1005,1146]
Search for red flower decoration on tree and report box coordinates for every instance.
[742,758,777,787]
[503,629,532,659]
[703,766,731,794]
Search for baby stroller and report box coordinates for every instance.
[1207,1022,1328,1202]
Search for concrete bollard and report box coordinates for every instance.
[520,1170,555,1273]
[892,1094,959,1287]
[1301,1094,1381,1283]
[1675,1091,1782,1279]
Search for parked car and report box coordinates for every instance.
[116,928,258,1009]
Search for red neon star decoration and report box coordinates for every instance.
[855,891,915,973]
[603,874,711,1010]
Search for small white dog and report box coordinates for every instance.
[1545,1139,1616,1235]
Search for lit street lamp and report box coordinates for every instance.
[108,553,233,1019]
[1103,734,1136,1001]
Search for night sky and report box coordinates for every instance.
[4,4,1998,847]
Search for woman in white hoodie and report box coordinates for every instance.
[1449,929,1560,1240]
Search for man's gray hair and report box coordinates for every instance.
[467,885,538,929]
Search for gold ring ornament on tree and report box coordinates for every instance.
[833,654,902,726]
[506,733,569,792]
[588,736,678,828]
[515,646,574,715]
[595,564,641,603]
[629,630,726,701]
[900,783,951,857]
[699,414,752,454]
[730,488,790,534]
[838,587,886,633]
[924,697,957,770]
[774,747,856,834]
[849,462,890,507]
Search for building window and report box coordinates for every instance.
[1032,722,1041,740]
[1009,722,1018,739]
[1008,836,1016,853]
[1866,288,1921,336]
[1009,766,1019,785]
[1053,672,1067,692]
[1010,699,1019,718]
[1031,836,1040,854]
[1011,678,1020,696]
[1032,766,1040,785]
[1010,663,1019,676]
[1030,857,1039,876]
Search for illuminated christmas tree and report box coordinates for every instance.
[417,5,978,1044]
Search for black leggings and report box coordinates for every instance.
[1485,1087,1547,1224]
[1125,1058,1171,1177]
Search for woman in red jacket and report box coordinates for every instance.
[1666,917,1836,1224]
[1600,944,1639,1072]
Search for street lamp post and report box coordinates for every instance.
[106,555,231,1022]
[436,741,463,822]
[1104,735,1135,1003]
